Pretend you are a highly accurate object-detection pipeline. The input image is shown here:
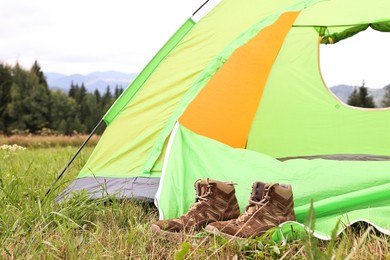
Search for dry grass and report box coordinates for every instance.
[0,134,100,148]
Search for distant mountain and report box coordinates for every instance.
[45,71,138,93]
[45,71,389,106]
[329,85,355,103]
[330,84,388,107]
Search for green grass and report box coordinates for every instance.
[0,146,389,259]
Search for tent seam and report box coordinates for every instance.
[141,0,323,175]
[103,18,196,125]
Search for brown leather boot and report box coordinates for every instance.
[151,178,240,234]
[205,182,296,238]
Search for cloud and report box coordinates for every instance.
[0,0,201,74]
[4,0,388,89]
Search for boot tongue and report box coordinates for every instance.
[250,182,266,202]
[195,179,211,198]
[238,182,267,220]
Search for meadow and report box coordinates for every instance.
[0,136,389,259]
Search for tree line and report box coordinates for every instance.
[347,80,390,108]
[0,61,123,135]
[2,61,390,135]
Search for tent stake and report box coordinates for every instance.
[44,118,104,197]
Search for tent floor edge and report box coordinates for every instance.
[55,176,160,203]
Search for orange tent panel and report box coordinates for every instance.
[179,12,300,148]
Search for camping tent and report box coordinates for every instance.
[59,0,390,239]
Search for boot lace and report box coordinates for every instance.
[236,183,276,223]
[182,178,213,217]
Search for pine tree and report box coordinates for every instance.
[30,66,51,132]
[0,64,13,133]
[81,94,101,132]
[347,88,359,107]
[4,63,52,134]
[347,80,376,108]
[101,86,113,113]
[68,82,77,99]
[6,82,25,133]
[114,85,124,98]
[94,89,101,104]
[358,81,376,108]
[49,90,78,134]
[79,83,87,103]
[30,60,49,88]
[25,66,51,132]
[381,84,390,107]
[68,82,87,104]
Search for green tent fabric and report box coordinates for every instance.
[320,22,390,44]
[156,124,390,239]
[59,0,390,239]
[76,0,314,180]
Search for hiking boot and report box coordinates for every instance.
[205,182,296,238]
[151,178,240,235]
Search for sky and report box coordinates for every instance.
[320,28,390,89]
[0,0,201,75]
[1,0,390,88]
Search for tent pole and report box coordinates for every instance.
[44,118,105,197]
[192,0,210,16]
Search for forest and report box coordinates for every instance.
[347,80,390,108]
[2,61,390,136]
[0,61,123,135]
